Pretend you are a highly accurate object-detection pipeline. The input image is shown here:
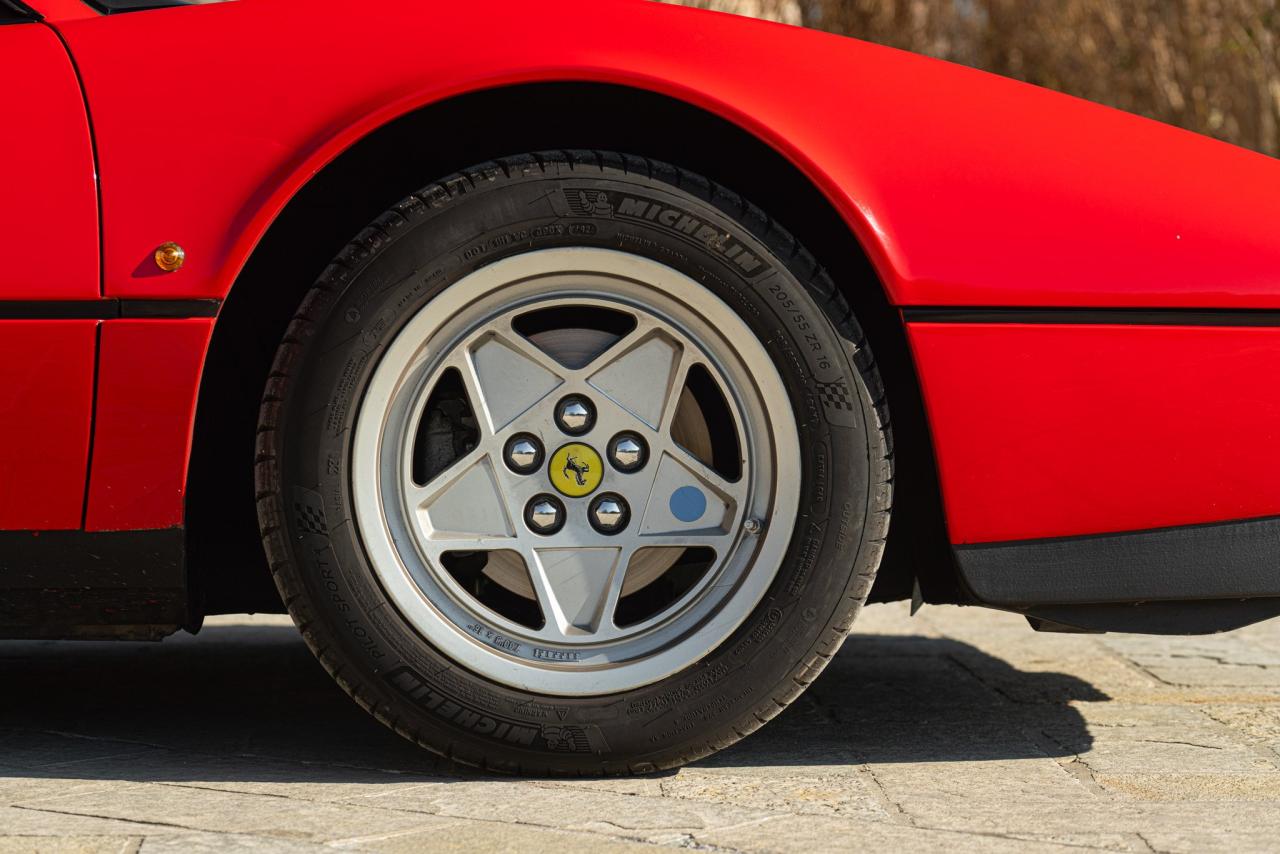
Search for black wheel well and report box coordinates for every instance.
[185,82,960,616]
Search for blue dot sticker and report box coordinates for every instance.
[669,486,707,523]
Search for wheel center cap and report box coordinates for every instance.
[548,443,603,497]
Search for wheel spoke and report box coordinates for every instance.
[407,449,516,542]
[528,547,626,638]
[635,450,742,537]
[587,323,685,430]
[459,330,564,434]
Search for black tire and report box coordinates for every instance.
[256,151,892,774]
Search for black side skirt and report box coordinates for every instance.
[956,515,1280,634]
[0,528,189,640]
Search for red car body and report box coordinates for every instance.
[3,0,1279,636]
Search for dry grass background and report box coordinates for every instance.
[671,0,1280,157]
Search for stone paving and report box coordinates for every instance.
[2,603,1279,852]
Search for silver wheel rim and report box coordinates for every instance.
[352,248,799,695]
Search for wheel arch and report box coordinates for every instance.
[185,81,960,616]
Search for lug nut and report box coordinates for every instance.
[607,432,648,473]
[503,433,543,474]
[525,494,566,535]
[554,395,596,436]
[588,493,630,535]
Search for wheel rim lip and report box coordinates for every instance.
[352,248,800,696]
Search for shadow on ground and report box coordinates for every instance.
[0,620,1105,783]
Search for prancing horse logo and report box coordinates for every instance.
[563,454,590,487]
[549,443,603,497]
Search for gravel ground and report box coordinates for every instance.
[2,603,1279,853]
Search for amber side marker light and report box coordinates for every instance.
[154,242,186,273]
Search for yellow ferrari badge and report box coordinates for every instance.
[549,443,603,497]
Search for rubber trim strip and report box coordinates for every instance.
[0,0,40,23]
[0,299,220,320]
[903,307,1280,327]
